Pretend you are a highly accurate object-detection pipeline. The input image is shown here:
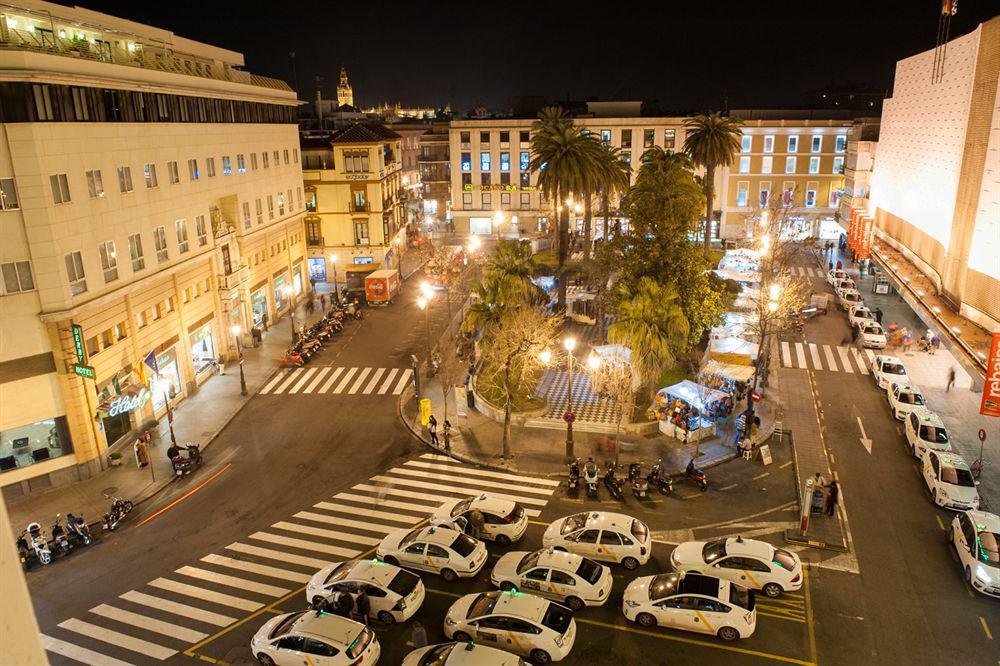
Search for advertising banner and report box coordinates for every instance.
[980,333,1000,417]
[858,217,875,260]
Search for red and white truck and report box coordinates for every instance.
[364,269,401,305]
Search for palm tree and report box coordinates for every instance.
[684,113,744,250]
[461,274,520,337]
[608,277,690,398]
[596,144,631,253]
[484,239,538,301]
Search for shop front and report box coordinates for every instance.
[251,286,268,328]
[189,322,216,377]
[97,383,152,446]
[469,217,492,235]
[150,348,183,414]
[308,257,327,283]
[292,262,304,295]
[0,417,72,474]
[273,273,290,312]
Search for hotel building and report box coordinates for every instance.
[0,0,304,497]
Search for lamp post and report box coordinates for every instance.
[282,285,296,342]
[563,337,576,460]
[231,325,248,396]
[329,253,340,306]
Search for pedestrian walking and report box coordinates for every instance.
[320,294,327,310]
[217,354,226,375]
[828,260,833,271]
[946,367,956,392]
[334,589,354,617]
[825,480,840,516]
[874,307,883,324]
[443,419,452,451]
[262,311,269,331]
[251,326,262,347]
[428,415,439,447]
[470,508,485,540]
[354,587,371,625]
[836,260,843,270]
[411,621,428,649]
[813,471,827,490]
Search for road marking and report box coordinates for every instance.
[314,501,422,524]
[119,590,236,627]
[260,371,289,394]
[393,369,414,394]
[852,349,870,374]
[808,343,823,369]
[287,367,317,393]
[680,493,702,500]
[225,542,331,570]
[302,367,331,393]
[200,553,312,583]
[719,484,738,491]
[59,618,176,660]
[89,604,208,642]
[980,616,993,640]
[804,566,818,665]
[753,472,769,480]
[779,461,792,469]
[406,459,561,486]
[333,367,359,393]
[935,515,946,531]
[294,510,400,534]
[249,531,360,558]
[378,369,400,394]
[40,633,134,666]
[348,367,373,393]
[829,454,836,464]
[335,491,438,512]
[856,416,873,454]
[149,577,264,611]
[318,367,345,393]
[271,520,381,547]
[272,369,303,394]
[823,345,838,371]
[836,346,854,373]
[795,343,807,368]
[135,464,232,528]
[386,466,556,496]
[352,482,546,509]
[367,476,551,507]
[781,342,793,367]
[864,349,876,364]
[363,368,386,394]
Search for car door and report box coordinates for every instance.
[597,530,624,563]
[401,542,426,570]
[570,529,601,558]
[735,557,772,589]
[955,513,976,566]
[549,569,578,601]
[506,618,543,656]
[906,413,918,449]
[520,567,551,594]
[711,556,743,587]
[660,595,701,632]
[425,543,449,572]
[694,598,733,636]
[481,512,503,540]
[474,616,509,648]
[302,638,339,664]
[272,635,305,666]
[923,453,939,491]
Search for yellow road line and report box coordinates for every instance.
[779,461,793,469]
[757,610,806,624]
[528,520,549,527]
[832,471,839,482]
[935,515,946,531]
[427,588,462,599]
[981,616,993,640]
[680,493,702,500]
[828,453,835,464]
[804,567,818,666]
[753,472,769,480]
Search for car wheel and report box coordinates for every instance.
[762,583,783,598]
[636,612,657,627]
[499,581,516,592]
[441,568,458,583]
[717,626,740,642]
[622,557,640,571]
[530,649,552,664]
[377,610,395,625]
[565,596,585,611]
[495,534,512,547]
[256,654,276,666]
[452,631,472,643]
[383,555,399,567]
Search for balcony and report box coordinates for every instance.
[307,236,325,247]
[217,265,250,291]
[349,202,369,213]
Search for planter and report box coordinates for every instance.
[108,453,123,467]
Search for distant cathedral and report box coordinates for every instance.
[337,66,353,107]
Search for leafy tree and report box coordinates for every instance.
[597,144,631,248]
[484,239,542,303]
[629,148,705,238]
[684,112,744,250]
[461,275,521,338]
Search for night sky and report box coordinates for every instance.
[71,0,998,114]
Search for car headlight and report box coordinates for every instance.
[397,598,407,610]
[976,566,991,583]
[624,599,639,608]
[554,635,565,648]
[937,488,949,499]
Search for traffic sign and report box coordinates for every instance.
[563,411,575,423]
[980,429,987,443]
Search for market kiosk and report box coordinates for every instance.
[653,380,727,443]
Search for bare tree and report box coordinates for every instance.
[591,357,636,463]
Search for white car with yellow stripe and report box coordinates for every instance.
[622,572,756,642]
[921,450,980,511]
[905,408,952,459]
[950,510,1000,599]
[541,512,651,570]
[430,493,528,546]
[490,548,613,610]
[377,525,487,582]
[668,536,802,598]
[888,383,925,421]
[402,641,527,665]
[444,590,576,664]
[306,559,425,624]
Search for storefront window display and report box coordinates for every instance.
[293,270,303,295]
[0,417,72,473]
[308,258,327,282]
[190,324,216,375]
[251,289,268,328]
[150,350,182,412]
[273,275,290,311]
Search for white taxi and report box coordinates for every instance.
[838,288,863,310]
[491,548,613,610]
[888,383,926,421]
[444,591,576,664]
[858,321,887,349]
[622,572,756,642]
[430,493,528,546]
[377,525,487,582]
[950,510,1000,598]
[402,642,527,666]
[541,512,651,570]
[826,269,849,286]
[922,450,980,511]
[872,355,908,391]
[306,559,425,624]
[905,408,952,458]
[669,536,802,598]
[848,304,875,329]
[251,610,379,666]
[833,278,857,295]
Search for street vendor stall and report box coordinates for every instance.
[698,360,755,418]
[718,248,761,272]
[566,286,598,325]
[732,288,760,312]
[589,345,642,393]
[710,311,757,340]
[709,336,759,366]
[652,380,727,443]
[713,268,761,291]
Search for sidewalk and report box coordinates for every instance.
[5,296,321,533]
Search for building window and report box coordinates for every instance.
[86,335,100,356]
[1,261,34,293]
[835,135,847,153]
[222,155,232,175]
[738,156,750,174]
[168,161,179,183]
[600,129,611,145]
[763,135,774,153]
[520,192,530,207]
[498,131,509,144]
[296,187,302,210]
[128,233,144,271]
[143,163,158,188]
[98,240,118,282]
[520,172,530,188]
[32,84,54,120]
[519,151,530,171]
[70,86,90,120]
[620,151,630,165]
[283,149,290,165]
[833,156,845,174]
[117,166,133,193]
[86,170,104,198]
[255,199,263,225]
[462,173,472,190]
[176,220,189,253]
[805,186,817,207]
[293,148,299,163]
[50,173,71,204]
[461,152,471,171]
[355,221,369,245]
[759,182,771,207]
[263,151,269,169]
[481,172,492,187]
[267,195,275,219]
[829,188,842,208]
[481,193,491,207]
[251,153,258,170]
[785,156,797,174]
[206,157,216,177]
[237,154,246,173]
[664,129,676,149]
[782,184,794,206]
[480,152,491,171]
[809,157,820,174]
[277,193,286,215]
[741,135,752,152]
[621,129,632,149]
[460,131,470,143]
[500,172,510,186]
[480,131,490,144]
[736,181,749,207]
[0,178,20,210]
[762,156,773,174]
[787,136,798,153]
[153,225,168,262]
[65,250,86,295]
[188,159,200,180]
[519,131,529,143]
[811,135,822,153]
[462,192,472,206]
[643,129,654,148]
[500,152,510,171]
[273,150,280,165]
[196,215,207,246]
[500,192,510,206]
[242,202,251,229]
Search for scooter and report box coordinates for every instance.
[628,462,649,500]
[583,458,599,498]
[647,459,674,495]
[604,461,624,501]
[686,458,708,491]
[16,531,33,570]
[101,495,134,531]
[50,514,72,557]
[66,512,92,546]
[26,521,52,565]
[567,458,580,492]
[172,444,202,477]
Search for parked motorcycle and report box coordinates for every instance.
[66,512,93,546]
[584,458,599,498]
[26,521,52,565]
[567,458,580,492]
[647,459,674,495]
[686,458,708,491]
[16,530,33,570]
[604,461,624,501]
[172,444,202,477]
[50,514,72,556]
[101,495,134,532]
[628,462,649,500]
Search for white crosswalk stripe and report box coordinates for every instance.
[225,542,331,569]
[249,531,360,558]
[288,367,317,393]
[386,466,556,496]
[174,566,290,597]
[854,349,870,374]
[411,457,562,487]
[349,367,373,393]
[200,553,311,583]
[333,367,358,393]
[260,371,289,394]
[148,577,262,611]
[258,366,413,397]
[58,618,177,660]
[319,366,345,393]
[271,521,382,547]
[836,346,854,374]
[293,510,400,534]
[779,342,873,374]
[379,369,399,394]
[89,604,207,643]
[781,341,793,367]
[118,590,235,627]
[313,501,418,524]
[41,633,135,666]
[271,369,303,394]
[393,369,413,394]
[363,368,386,393]
[368,475,549,506]
[302,367,331,393]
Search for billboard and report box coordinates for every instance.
[981,333,1000,417]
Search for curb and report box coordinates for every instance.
[782,529,850,553]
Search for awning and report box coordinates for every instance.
[709,337,759,365]
[656,380,729,409]
[711,311,757,340]
[700,360,755,383]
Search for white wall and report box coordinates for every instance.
[967,76,1000,280]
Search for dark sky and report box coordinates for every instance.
[72,0,997,113]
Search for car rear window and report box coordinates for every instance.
[575,558,603,585]
[919,425,949,444]
[468,592,498,619]
[940,466,975,488]
[399,529,422,548]
[419,643,455,666]
[883,363,905,375]
[450,534,478,557]
[386,570,420,597]
[561,513,589,535]
[541,603,573,634]
[508,504,525,522]
[345,627,372,659]
[729,586,755,611]
[450,498,473,517]
[630,519,648,543]
[269,611,304,639]
[900,392,924,405]
[702,539,727,562]
[978,532,1000,566]
[517,551,541,574]
[772,549,798,571]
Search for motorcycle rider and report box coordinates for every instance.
[166,442,187,462]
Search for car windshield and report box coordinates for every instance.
[398,529,423,549]
[729,585,755,611]
[450,534,478,557]
[940,466,975,487]
[648,574,679,600]
[702,539,728,563]
[386,570,420,596]
[418,643,455,666]
[324,562,351,585]
[882,363,905,375]
[450,498,473,517]
[269,612,304,639]
[863,325,882,335]
[631,519,648,542]
[575,558,604,585]
[977,532,1000,567]
[467,592,499,619]
[919,425,949,443]
[773,549,798,571]
[561,513,589,535]
[517,551,541,574]
[541,603,573,634]
[900,392,924,405]
[345,627,371,659]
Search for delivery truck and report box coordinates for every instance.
[364,269,401,305]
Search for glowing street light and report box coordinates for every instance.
[587,354,601,370]
[230,324,248,395]
[769,284,782,300]
[539,349,552,365]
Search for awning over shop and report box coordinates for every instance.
[700,359,756,383]
[709,336,759,365]
[656,380,729,410]
[711,311,757,340]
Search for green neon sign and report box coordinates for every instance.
[71,363,96,379]
[71,324,86,362]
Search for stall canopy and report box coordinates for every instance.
[709,336,760,366]
[657,380,729,410]
[700,359,755,383]
[718,249,761,271]
[713,268,761,288]
[711,311,757,340]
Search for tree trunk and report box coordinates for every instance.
[601,191,610,243]
[502,362,512,458]
[557,206,570,311]
[583,195,593,261]
[703,165,715,251]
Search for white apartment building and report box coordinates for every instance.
[0,1,305,497]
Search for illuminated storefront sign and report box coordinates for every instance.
[71,324,86,362]
[108,388,151,416]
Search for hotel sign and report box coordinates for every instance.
[70,363,96,379]
[71,324,86,362]
[108,388,151,417]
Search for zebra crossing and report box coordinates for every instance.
[786,266,825,278]
[39,453,557,665]
[258,366,413,396]
[780,341,875,374]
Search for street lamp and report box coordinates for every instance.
[329,253,340,306]
[282,285,296,342]
[563,336,577,460]
[231,325,248,396]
